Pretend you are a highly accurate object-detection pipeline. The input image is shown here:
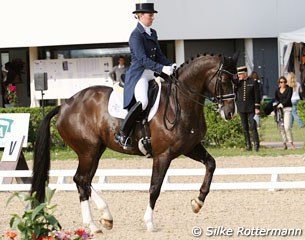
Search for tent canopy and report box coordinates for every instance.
[278,27,305,75]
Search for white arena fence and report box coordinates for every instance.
[1,167,305,192]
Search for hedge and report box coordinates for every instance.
[1,106,63,150]
[4,101,299,150]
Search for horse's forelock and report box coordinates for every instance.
[222,56,237,73]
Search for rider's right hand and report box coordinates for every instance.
[162,65,174,76]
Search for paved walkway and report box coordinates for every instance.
[260,141,304,149]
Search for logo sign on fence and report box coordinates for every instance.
[0,113,30,148]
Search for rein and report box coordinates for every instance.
[163,77,181,131]
[162,61,236,130]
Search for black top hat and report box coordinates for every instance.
[133,3,158,14]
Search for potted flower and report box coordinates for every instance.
[5,84,18,107]
[5,186,92,240]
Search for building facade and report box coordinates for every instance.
[1,0,305,107]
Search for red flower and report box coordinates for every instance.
[5,231,17,239]
[37,236,54,240]
[75,228,86,236]
[8,85,16,92]
[6,84,17,104]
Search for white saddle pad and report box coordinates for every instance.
[108,77,162,121]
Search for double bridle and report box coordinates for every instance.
[163,61,237,130]
[212,64,237,108]
[174,62,237,107]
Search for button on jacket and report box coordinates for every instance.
[123,22,171,109]
[235,77,261,113]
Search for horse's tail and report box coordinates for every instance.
[31,106,60,202]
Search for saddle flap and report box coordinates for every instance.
[108,78,162,122]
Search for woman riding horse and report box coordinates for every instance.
[31,51,238,235]
[115,3,176,150]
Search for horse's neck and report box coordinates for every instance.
[178,57,217,93]
[170,56,218,119]
[160,83,203,115]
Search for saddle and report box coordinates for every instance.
[108,78,161,157]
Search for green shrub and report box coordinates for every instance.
[1,106,64,150]
[298,100,305,123]
[203,104,244,147]
[4,101,296,150]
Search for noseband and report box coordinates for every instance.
[212,63,237,108]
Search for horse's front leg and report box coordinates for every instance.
[185,143,216,213]
[144,156,171,231]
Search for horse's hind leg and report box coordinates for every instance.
[74,147,112,234]
[91,187,113,230]
[185,143,216,213]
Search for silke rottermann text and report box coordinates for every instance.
[205,226,302,237]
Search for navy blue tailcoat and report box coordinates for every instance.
[123,22,172,109]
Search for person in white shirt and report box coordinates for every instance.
[287,72,304,128]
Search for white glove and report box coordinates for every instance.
[162,65,174,76]
[277,103,283,108]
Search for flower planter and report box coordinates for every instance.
[4,103,16,108]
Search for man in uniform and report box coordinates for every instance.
[235,66,261,151]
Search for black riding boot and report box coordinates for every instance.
[115,101,143,150]
[244,131,252,151]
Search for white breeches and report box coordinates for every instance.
[134,69,155,110]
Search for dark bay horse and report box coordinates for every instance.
[31,53,238,234]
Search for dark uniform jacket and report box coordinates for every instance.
[235,77,261,113]
[123,22,171,109]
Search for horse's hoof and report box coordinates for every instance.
[101,218,113,230]
[85,223,103,235]
[94,229,103,234]
[146,222,156,232]
[191,198,204,213]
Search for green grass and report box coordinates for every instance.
[19,145,303,160]
[260,115,305,142]
[1,115,304,161]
